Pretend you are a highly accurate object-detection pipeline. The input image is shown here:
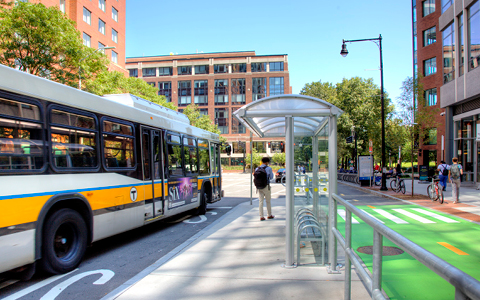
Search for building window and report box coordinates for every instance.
[178,66,192,75]
[214,79,228,105]
[422,0,435,16]
[232,63,246,73]
[60,0,65,13]
[98,19,105,35]
[459,13,465,76]
[83,32,91,47]
[425,88,437,106]
[147,82,155,87]
[253,142,266,153]
[199,109,208,116]
[112,29,118,43]
[98,42,105,52]
[178,81,191,106]
[158,82,171,102]
[269,62,284,72]
[99,0,105,12]
[214,64,227,73]
[158,67,172,76]
[441,0,453,13]
[215,108,228,134]
[83,7,91,24]
[424,57,436,76]
[111,51,118,64]
[424,128,437,145]
[142,68,156,77]
[194,80,208,105]
[112,7,118,22]
[251,62,266,72]
[442,23,455,83]
[423,26,436,46]
[231,79,246,104]
[231,108,246,134]
[252,78,266,101]
[194,65,209,75]
[129,69,138,77]
[469,1,480,70]
[269,77,284,95]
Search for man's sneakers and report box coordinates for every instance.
[260,217,265,221]
[267,215,275,219]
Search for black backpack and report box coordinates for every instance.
[441,164,449,176]
[254,165,269,189]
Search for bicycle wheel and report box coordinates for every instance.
[390,179,397,191]
[400,180,406,194]
[427,185,437,201]
[438,186,444,204]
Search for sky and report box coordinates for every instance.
[125,0,413,106]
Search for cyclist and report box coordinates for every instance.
[436,161,449,191]
[395,163,403,183]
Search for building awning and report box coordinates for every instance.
[233,94,343,138]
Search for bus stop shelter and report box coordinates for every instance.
[233,94,343,268]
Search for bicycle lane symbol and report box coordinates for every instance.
[183,211,218,224]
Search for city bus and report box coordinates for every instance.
[0,65,223,277]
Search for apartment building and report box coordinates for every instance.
[126,51,291,166]
[16,0,126,72]
[413,0,480,185]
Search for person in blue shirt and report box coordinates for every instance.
[436,161,449,191]
[256,157,274,221]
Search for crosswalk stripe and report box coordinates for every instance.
[338,209,360,224]
[360,209,384,224]
[411,209,459,223]
[373,209,409,224]
[393,209,435,223]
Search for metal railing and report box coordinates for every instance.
[330,193,480,300]
[337,173,359,184]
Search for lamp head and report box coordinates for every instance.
[340,42,348,57]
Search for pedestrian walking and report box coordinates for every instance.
[448,157,463,204]
[437,161,449,191]
[254,157,274,221]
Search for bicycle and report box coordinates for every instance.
[427,176,444,204]
[373,172,382,186]
[390,176,406,194]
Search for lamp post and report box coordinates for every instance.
[341,34,388,190]
[78,46,115,90]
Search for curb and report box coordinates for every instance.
[338,181,422,206]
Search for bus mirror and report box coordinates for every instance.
[225,144,231,156]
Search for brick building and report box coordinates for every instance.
[413,0,480,186]
[15,0,126,73]
[126,51,291,166]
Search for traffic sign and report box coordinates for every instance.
[369,139,373,153]
[346,136,353,144]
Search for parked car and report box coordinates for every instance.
[275,168,286,183]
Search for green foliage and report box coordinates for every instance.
[246,148,262,169]
[181,104,226,144]
[271,152,285,166]
[84,70,177,110]
[301,77,397,164]
[0,2,108,87]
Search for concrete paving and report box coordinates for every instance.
[112,198,371,300]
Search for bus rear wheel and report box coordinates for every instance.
[40,208,87,274]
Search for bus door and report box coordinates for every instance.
[211,143,221,200]
[141,127,164,220]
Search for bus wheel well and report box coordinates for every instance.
[202,181,212,203]
[35,194,93,261]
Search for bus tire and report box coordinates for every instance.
[196,192,207,215]
[40,208,87,274]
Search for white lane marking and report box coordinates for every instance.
[40,269,114,300]
[392,209,435,223]
[183,215,207,224]
[2,269,78,300]
[337,209,360,224]
[211,207,232,209]
[207,211,217,215]
[373,209,409,224]
[411,208,459,223]
[360,209,384,224]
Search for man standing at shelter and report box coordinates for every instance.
[254,157,275,221]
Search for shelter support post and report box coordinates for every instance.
[328,115,339,273]
[284,115,295,267]
[312,137,319,217]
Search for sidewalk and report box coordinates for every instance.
[109,198,371,300]
[353,178,480,223]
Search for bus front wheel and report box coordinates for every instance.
[40,208,87,274]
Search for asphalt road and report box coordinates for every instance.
[0,173,392,300]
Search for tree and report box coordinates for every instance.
[0,2,108,87]
[181,104,227,144]
[246,148,262,169]
[271,152,285,166]
[84,70,177,110]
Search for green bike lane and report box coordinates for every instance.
[336,204,480,300]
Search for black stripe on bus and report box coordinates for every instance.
[0,222,36,237]
[93,200,145,216]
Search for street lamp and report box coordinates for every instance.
[78,46,115,90]
[340,34,387,190]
